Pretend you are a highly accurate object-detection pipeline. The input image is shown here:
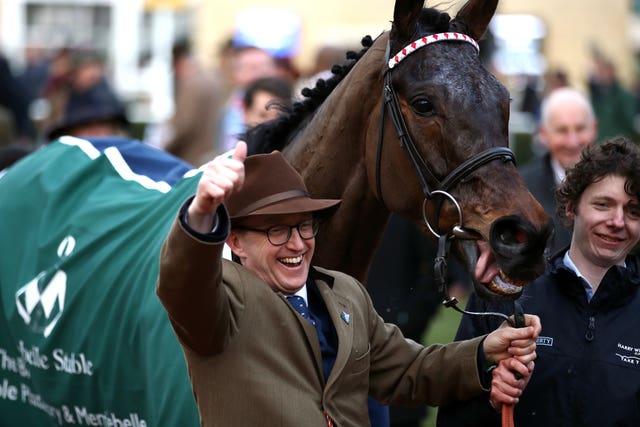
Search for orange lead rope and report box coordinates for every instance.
[502,403,515,427]
[502,301,526,427]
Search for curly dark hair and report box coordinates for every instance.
[555,137,640,228]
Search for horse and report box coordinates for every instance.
[246,0,552,304]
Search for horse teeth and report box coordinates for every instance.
[500,270,529,287]
[488,271,524,295]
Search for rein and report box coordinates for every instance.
[376,32,523,427]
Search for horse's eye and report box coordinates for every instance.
[412,98,436,116]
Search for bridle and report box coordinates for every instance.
[377,32,525,316]
[376,30,518,304]
[376,32,515,241]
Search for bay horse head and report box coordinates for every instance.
[246,0,552,302]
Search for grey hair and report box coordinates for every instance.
[539,87,595,129]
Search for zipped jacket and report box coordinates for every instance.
[437,251,640,427]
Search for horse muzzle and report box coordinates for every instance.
[459,215,552,301]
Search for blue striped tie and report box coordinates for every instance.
[286,290,337,381]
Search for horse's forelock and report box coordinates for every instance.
[246,36,374,155]
[418,8,452,33]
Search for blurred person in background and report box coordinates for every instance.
[544,68,570,95]
[68,51,109,94]
[16,46,50,107]
[42,49,127,140]
[588,54,637,142]
[217,45,279,153]
[519,87,598,256]
[160,38,224,167]
[0,52,36,144]
[16,46,52,142]
[519,74,542,120]
[41,48,74,136]
[47,52,129,140]
[242,76,293,128]
[0,49,39,169]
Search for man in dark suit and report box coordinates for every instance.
[519,87,598,256]
[156,141,541,427]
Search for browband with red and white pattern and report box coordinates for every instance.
[388,32,480,69]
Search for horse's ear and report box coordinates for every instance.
[453,0,498,41]
[391,0,424,42]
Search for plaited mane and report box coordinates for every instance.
[244,36,372,155]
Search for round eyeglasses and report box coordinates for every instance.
[238,220,319,246]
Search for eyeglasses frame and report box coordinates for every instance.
[236,219,319,246]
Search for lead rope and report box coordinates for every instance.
[502,301,525,427]
[434,234,524,427]
[502,403,516,427]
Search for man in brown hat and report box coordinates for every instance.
[156,141,541,427]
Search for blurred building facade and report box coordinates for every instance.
[0,0,193,126]
[498,0,636,91]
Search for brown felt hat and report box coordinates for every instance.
[226,151,341,221]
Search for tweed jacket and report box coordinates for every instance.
[157,205,487,427]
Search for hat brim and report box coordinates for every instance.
[231,197,341,220]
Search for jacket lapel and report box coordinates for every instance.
[315,279,354,387]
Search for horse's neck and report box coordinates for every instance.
[288,36,391,282]
[314,188,390,283]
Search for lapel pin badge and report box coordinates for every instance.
[341,311,350,324]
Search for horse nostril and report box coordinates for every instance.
[489,215,550,281]
[514,230,527,243]
[500,229,527,244]
[493,217,528,248]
